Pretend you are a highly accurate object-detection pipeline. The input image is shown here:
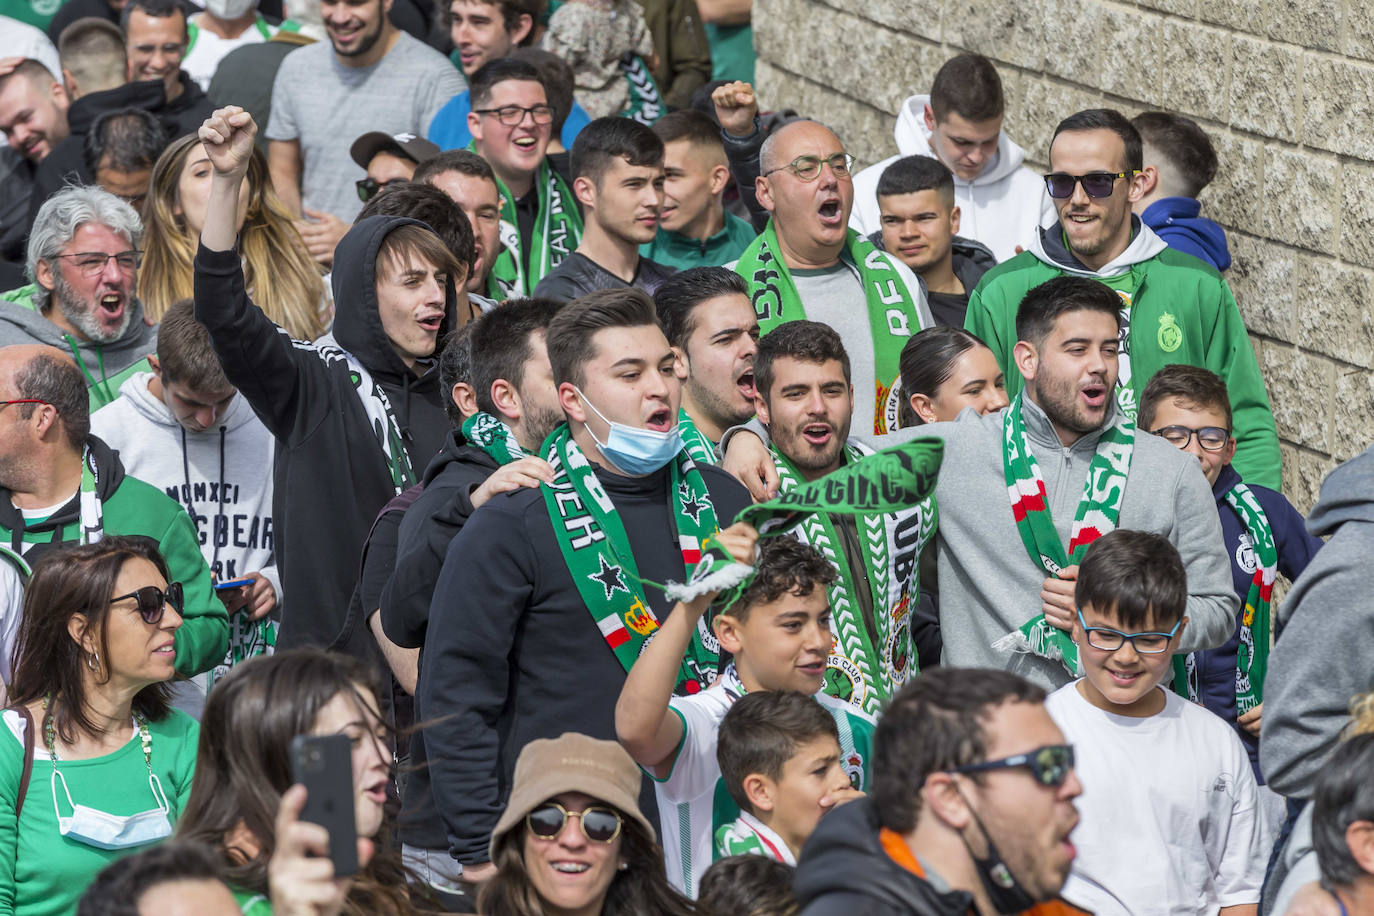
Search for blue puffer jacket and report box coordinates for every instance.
[1194,464,1323,780]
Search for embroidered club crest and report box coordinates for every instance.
[843,751,864,789]
[1157,312,1183,352]
[824,653,867,709]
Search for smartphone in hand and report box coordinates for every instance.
[290,734,358,876]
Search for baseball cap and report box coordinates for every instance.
[349,132,441,170]
[489,733,653,860]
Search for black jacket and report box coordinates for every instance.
[531,252,677,302]
[31,76,215,221]
[379,429,499,650]
[418,459,750,863]
[796,800,977,916]
[193,216,456,653]
[865,232,997,328]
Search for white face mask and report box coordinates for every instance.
[48,717,173,850]
[204,0,256,19]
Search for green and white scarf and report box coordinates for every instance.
[1173,482,1276,713]
[315,334,415,494]
[772,443,937,715]
[462,411,526,466]
[735,223,925,434]
[677,408,717,465]
[620,53,664,125]
[998,393,1134,674]
[481,152,583,297]
[666,439,943,611]
[541,424,721,694]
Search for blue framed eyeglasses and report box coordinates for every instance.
[1076,609,1181,654]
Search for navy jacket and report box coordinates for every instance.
[1195,464,1322,778]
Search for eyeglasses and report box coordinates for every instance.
[526,801,623,844]
[1043,171,1140,199]
[763,152,855,181]
[0,398,49,411]
[54,250,141,276]
[473,104,555,127]
[952,744,1076,788]
[1150,425,1230,452]
[110,583,184,625]
[356,177,405,203]
[1076,609,1180,654]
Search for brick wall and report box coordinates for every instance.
[751,0,1374,511]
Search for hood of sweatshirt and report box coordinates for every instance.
[112,371,261,435]
[1140,196,1232,271]
[792,799,972,915]
[0,435,126,544]
[419,427,499,487]
[66,79,168,135]
[1026,215,1170,279]
[893,93,1030,187]
[1305,444,1374,539]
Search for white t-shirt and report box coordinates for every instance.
[654,665,875,898]
[183,15,275,91]
[1046,682,1266,915]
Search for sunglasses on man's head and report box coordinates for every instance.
[110,583,184,625]
[526,801,623,844]
[1043,170,1139,199]
[951,744,1076,788]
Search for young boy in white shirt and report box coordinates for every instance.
[714,689,858,865]
[616,533,874,897]
[1046,529,1267,916]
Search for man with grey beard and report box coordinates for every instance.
[0,184,157,409]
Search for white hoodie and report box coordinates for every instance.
[91,373,280,596]
[849,94,1056,262]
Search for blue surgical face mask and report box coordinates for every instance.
[575,387,682,475]
[49,718,172,850]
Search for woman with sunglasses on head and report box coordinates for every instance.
[0,536,198,916]
[176,649,424,916]
[480,732,695,916]
[139,134,328,341]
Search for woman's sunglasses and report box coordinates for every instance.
[109,583,184,625]
[526,801,623,844]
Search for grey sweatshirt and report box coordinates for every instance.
[1260,444,1372,799]
[729,396,1239,691]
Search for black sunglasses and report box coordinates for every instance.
[526,802,623,844]
[356,177,402,203]
[952,744,1075,788]
[110,583,184,625]
[1043,171,1139,199]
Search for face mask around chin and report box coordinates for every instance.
[959,794,1039,914]
[205,0,257,18]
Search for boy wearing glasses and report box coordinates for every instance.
[1138,365,1321,779]
[1048,529,1267,915]
[964,107,1281,491]
[616,534,873,898]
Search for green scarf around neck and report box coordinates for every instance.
[476,148,582,296]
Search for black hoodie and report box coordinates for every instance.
[193,216,455,653]
[795,800,976,916]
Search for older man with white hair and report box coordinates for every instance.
[0,184,157,408]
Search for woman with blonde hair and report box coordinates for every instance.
[140,134,328,341]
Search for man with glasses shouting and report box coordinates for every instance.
[965,108,1281,490]
[713,81,932,437]
[1047,529,1267,914]
[0,185,157,410]
[0,344,228,689]
[793,666,1091,915]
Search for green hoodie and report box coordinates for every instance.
[965,221,1282,490]
[0,284,157,411]
[0,437,228,679]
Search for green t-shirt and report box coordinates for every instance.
[233,887,272,915]
[705,23,754,84]
[0,709,200,916]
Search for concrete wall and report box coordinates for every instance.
[752,0,1374,510]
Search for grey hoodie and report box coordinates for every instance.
[732,397,1239,691]
[0,284,158,408]
[1260,445,1374,799]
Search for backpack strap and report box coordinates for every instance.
[5,706,34,818]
